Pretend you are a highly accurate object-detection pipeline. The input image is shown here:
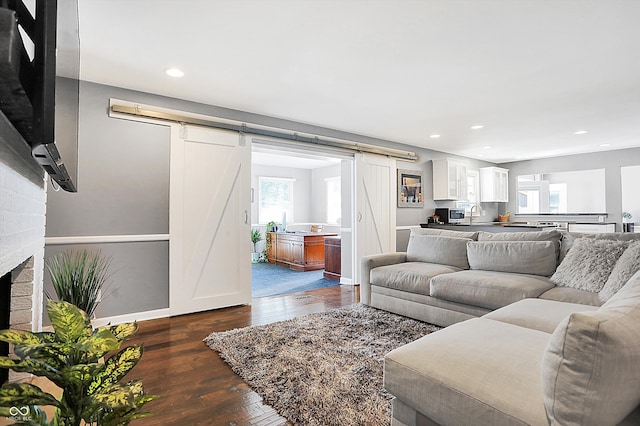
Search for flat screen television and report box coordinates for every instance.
[0,0,79,192]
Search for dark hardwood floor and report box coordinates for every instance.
[127,285,360,426]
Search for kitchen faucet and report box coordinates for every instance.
[469,205,478,225]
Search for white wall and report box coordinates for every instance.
[251,164,311,225]
[310,164,342,224]
[622,165,640,223]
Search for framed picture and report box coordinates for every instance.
[398,169,425,207]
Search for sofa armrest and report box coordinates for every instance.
[360,252,407,305]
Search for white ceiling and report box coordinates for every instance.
[76,1,640,163]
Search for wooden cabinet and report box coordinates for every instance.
[323,237,341,281]
[433,158,468,200]
[266,232,277,263]
[266,232,337,271]
[480,167,509,202]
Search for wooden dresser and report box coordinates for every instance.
[266,232,337,271]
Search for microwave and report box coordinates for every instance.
[435,208,466,224]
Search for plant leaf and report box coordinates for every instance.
[0,329,42,346]
[47,300,91,343]
[76,328,120,361]
[60,363,100,386]
[88,345,143,395]
[0,383,60,407]
[108,322,138,343]
[0,357,62,381]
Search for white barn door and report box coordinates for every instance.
[170,125,251,316]
[354,153,396,284]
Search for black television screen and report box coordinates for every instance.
[0,0,79,192]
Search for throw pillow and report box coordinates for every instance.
[550,238,629,293]
[406,235,471,269]
[466,241,557,276]
[599,241,640,302]
[410,227,479,240]
[478,229,562,262]
[542,300,640,425]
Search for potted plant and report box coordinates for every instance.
[266,221,277,232]
[46,250,112,319]
[251,229,263,263]
[0,300,156,425]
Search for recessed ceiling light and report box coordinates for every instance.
[600,143,611,147]
[482,146,491,150]
[165,68,184,77]
[430,134,441,139]
[573,130,588,135]
[471,125,484,130]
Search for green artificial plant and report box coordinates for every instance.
[0,300,156,426]
[250,229,263,253]
[46,250,112,319]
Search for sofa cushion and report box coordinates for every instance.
[410,226,479,240]
[467,241,557,276]
[406,234,471,269]
[599,241,640,302]
[484,299,598,333]
[551,238,629,292]
[542,270,640,425]
[385,318,550,426]
[370,262,460,296]
[430,270,555,310]
[539,287,602,306]
[478,229,562,260]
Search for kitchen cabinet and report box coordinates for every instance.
[480,167,509,202]
[432,158,468,200]
[267,232,337,271]
[567,223,616,233]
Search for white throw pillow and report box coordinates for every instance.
[599,241,640,302]
[551,238,629,293]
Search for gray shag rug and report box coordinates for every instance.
[204,304,440,425]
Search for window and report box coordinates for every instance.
[549,183,568,213]
[258,177,294,224]
[456,170,480,215]
[326,176,341,224]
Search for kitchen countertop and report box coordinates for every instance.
[421,223,559,233]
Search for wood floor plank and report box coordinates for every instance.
[126,285,359,425]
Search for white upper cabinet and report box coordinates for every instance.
[480,166,509,202]
[433,158,468,200]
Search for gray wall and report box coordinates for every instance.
[500,147,640,230]
[53,80,608,319]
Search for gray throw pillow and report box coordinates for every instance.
[467,241,557,276]
[551,238,630,293]
[406,235,471,269]
[599,241,640,302]
[410,227,479,240]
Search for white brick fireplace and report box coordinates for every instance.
[1,119,48,382]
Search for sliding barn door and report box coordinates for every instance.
[170,125,251,316]
[354,153,396,284]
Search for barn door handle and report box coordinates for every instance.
[358,212,363,222]
[244,210,248,224]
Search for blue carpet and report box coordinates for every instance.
[252,262,339,298]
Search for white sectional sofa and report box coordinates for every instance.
[360,227,640,425]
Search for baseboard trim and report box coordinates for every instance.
[92,308,171,327]
[340,277,354,285]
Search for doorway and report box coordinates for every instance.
[250,141,350,298]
